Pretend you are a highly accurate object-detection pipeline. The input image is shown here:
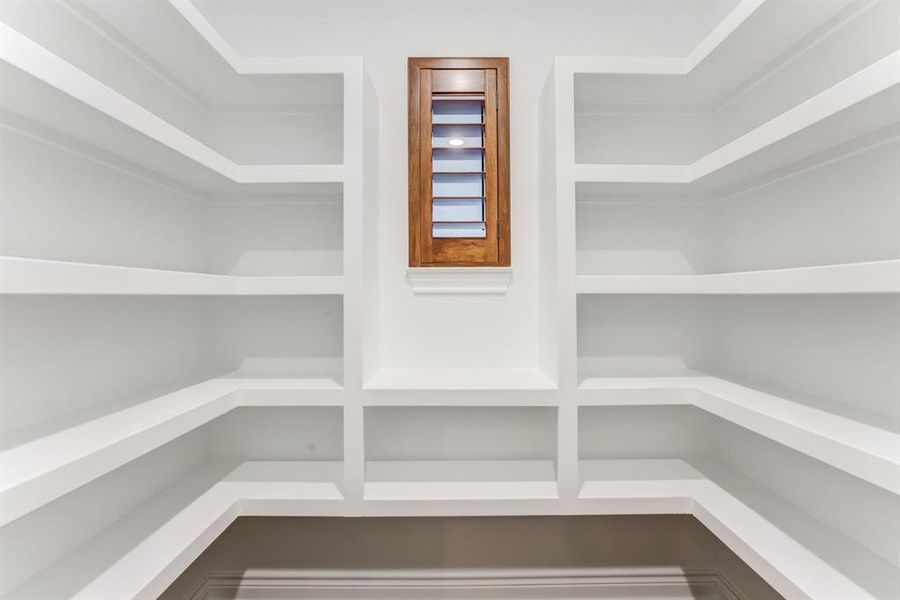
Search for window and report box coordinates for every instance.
[408,58,510,267]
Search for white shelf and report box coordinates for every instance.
[3,461,344,600]
[574,52,900,191]
[362,391,559,407]
[364,460,560,506]
[578,459,898,600]
[364,368,558,391]
[0,24,346,194]
[578,373,900,494]
[10,459,892,600]
[575,260,900,295]
[406,268,514,294]
[0,257,344,296]
[0,374,342,527]
[569,0,847,104]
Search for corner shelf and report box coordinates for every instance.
[577,459,897,600]
[0,374,342,527]
[578,373,900,494]
[3,461,344,600]
[0,23,347,194]
[574,52,900,192]
[9,459,893,600]
[575,260,900,295]
[0,257,345,296]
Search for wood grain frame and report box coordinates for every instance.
[409,57,511,267]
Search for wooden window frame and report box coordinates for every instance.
[408,57,511,267]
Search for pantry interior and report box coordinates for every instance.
[0,0,898,598]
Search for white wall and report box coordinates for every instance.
[0,296,210,436]
[0,295,344,438]
[365,406,557,462]
[574,138,900,277]
[0,123,207,272]
[190,0,737,373]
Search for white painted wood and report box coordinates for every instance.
[0,257,345,295]
[165,0,358,76]
[364,368,557,391]
[0,23,346,193]
[575,135,900,276]
[7,459,892,600]
[578,374,900,494]
[575,259,900,294]
[0,376,342,527]
[574,52,900,187]
[2,1,898,599]
[546,5,900,598]
[364,460,559,501]
[568,0,853,127]
[680,0,764,73]
[578,459,898,600]
[0,0,372,540]
[3,462,345,600]
[406,268,513,294]
[564,1,764,78]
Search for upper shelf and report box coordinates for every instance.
[574,52,900,192]
[0,257,345,296]
[0,23,347,194]
[576,260,900,295]
[570,0,854,110]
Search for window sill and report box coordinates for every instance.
[406,267,513,294]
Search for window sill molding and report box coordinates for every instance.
[406,267,513,295]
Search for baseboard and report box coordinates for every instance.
[189,567,748,599]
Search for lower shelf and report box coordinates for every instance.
[0,373,342,527]
[7,460,892,600]
[364,460,559,503]
[578,372,900,494]
[3,461,344,600]
[578,459,898,600]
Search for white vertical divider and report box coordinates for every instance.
[340,58,371,513]
[360,71,382,395]
[537,66,559,389]
[550,59,580,505]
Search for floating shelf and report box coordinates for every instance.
[3,461,344,600]
[574,52,900,192]
[578,373,900,494]
[0,24,346,194]
[364,460,559,506]
[575,260,900,295]
[578,459,897,600]
[0,374,342,526]
[0,257,345,296]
